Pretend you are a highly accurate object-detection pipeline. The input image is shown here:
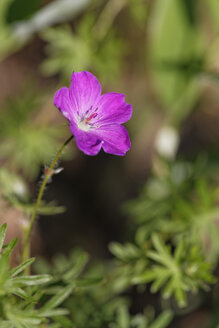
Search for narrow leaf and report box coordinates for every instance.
[75,277,103,287]
[41,285,74,311]
[150,310,173,328]
[132,271,156,284]
[4,238,18,256]
[0,223,7,252]
[12,288,28,299]
[10,258,35,277]
[11,274,52,286]
[63,252,88,281]
[38,308,69,317]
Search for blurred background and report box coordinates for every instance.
[1,0,219,327]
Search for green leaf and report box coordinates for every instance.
[132,271,156,284]
[41,25,93,78]
[12,287,28,299]
[14,200,66,216]
[109,242,141,261]
[117,305,130,328]
[10,274,52,286]
[75,277,103,287]
[41,285,74,311]
[10,258,35,277]
[149,310,173,328]
[0,223,7,252]
[53,315,73,328]
[133,233,215,307]
[149,0,204,124]
[3,238,18,256]
[38,308,69,317]
[63,251,88,281]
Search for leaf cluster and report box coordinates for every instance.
[0,88,67,179]
[125,159,219,261]
[40,15,125,83]
[133,234,215,308]
[0,223,55,327]
[116,159,218,308]
[34,247,172,328]
[110,232,215,309]
[148,0,219,125]
[0,223,109,328]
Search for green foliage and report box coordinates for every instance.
[109,241,148,293]
[125,159,219,262]
[148,0,204,125]
[110,232,215,309]
[133,235,215,308]
[0,224,107,328]
[0,168,28,200]
[6,0,43,23]
[41,23,93,79]
[0,223,55,327]
[0,87,68,179]
[41,16,125,82]
[125,160,200,233]
[128,0,148,28]
[113,159,217,308]
[115,306,172,328]
[0,0,16,60]
[1,0,219,326]
[0,168,66,217]
[207,0,219,31]
[33,249,173,328]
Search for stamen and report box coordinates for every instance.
[85,106,93,115]
[85,112,98,123]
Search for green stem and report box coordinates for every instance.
[93,0,127,40]
[21,135,73,266]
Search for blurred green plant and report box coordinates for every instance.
[133,235,215,308]
[6,0,43,23]
[110,232,215,309]
[0,222,67,327]
[0,0,16,60]
[148,0,219,128]
[125,159,219,262]
[34,248,173,328]
[128,0,148,28]
[109,157,219,308]
[0,167,66,219]
[1,0,219,326]
[0,221,153,327]
[0,87,69,179]
[148,0,204,126]
[41,16,125,83]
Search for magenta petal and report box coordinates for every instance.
[94,124,131,156]
[70,123,102,156]
[70,71,101,117]
[54,71,132,156]
[96,93,133,125]
[54,87,76,122]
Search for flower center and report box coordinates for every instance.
[77,120,91,132]
[77,112,98,132]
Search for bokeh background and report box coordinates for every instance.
[1,0,219,327]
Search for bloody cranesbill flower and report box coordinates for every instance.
[54,71,132,156]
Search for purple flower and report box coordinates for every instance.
[54,71,132,156]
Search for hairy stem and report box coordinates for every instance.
[21,135,74,268]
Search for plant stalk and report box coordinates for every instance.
[21,135,73,268]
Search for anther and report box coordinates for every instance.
[85,112,98,123]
